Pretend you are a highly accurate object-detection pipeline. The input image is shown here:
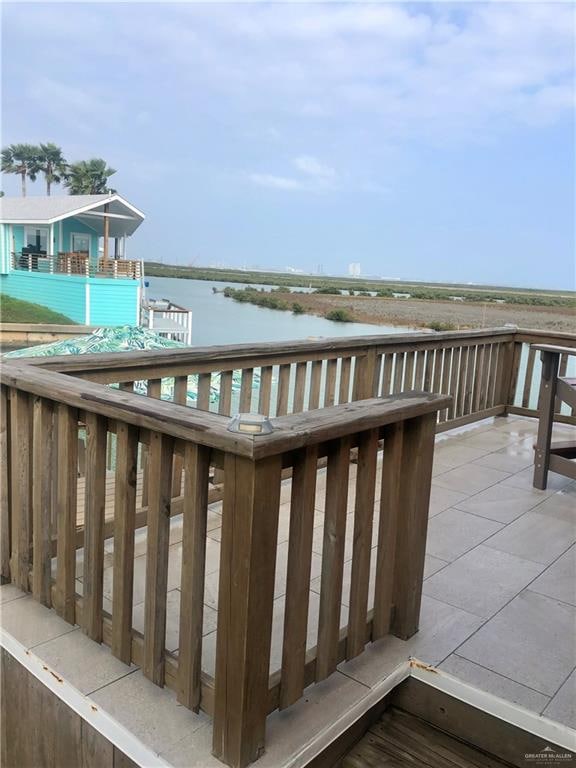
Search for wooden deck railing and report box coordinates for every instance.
[1,327,574,767]
[1,360,448,767]
[10,252,142,279]
[24,327,576,427]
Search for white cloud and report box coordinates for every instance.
[293,155,336,180]
[248,173,306,191]
[248,155,337,193]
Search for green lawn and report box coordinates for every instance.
[0,295,76,324]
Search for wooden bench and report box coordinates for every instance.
[533,344,576,489]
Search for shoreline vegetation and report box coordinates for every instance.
[0,295,75,324]
[146,263,575,332]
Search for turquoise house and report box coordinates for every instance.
[0,194,145,325]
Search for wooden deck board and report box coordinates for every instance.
[342,708,509,768]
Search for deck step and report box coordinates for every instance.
[342,708,509,768]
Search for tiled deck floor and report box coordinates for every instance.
[1,415,575,766]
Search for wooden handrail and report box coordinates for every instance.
[23,326,516,379]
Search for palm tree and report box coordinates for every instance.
[1,143,40,196]
[35,143,67,195]
[63,159,117,195]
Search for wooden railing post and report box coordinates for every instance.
[390,412,437,640]
[213,453,282,768]
[352,347,378,401]
[497,339,520,414]
[0,386,11,584]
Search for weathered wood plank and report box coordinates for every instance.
[522,348,536,408]
[197,373,212,412]
[380,354,393,397]
[0,386,10,582]
[258,366,273,416]
[316,437,351,681]
[82,413,107,641]
[390,413,436,639]
[171,375,188,497]
[213,454,282,767]
[324,359,337,407]
[32,397,53,606]
[178,442,210,712]
[347,428,379,659]
[309,360,323,410]
[372,421,404,639]
[339,357,352,404]
[280,445,318,709]
[239,368,254,412]
[55,404,78,623]
[293,361,307,412]
[111,422,139,664]
[276,364,291,416]
[9,388,31,592]
[142,431,174,685]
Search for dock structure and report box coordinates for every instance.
[141,298,193,345]
[1,326,575,767]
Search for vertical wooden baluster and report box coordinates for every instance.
[392,352,405,394]
[347,428,379,659]
[316,438,351,681]
[10,389,31,592]
[505,341,523,412]
[178,442,210,712]
[373,422,404,638]
[258,366,273,416]
[431,349,442,395]
[280,446,318,709]
[239,368,254,413]
[82,413,107,642]
[32,398,53,606]
[404,351,416,391]
[390,413,436,639]
[447,347,460,421]
[276,364,291,416]
[353,348,378,400]
[111,423,138,664]
[381,354,393,397]
[55,404,78,623]
[414,351,425,391]
[1,386,12,583]
[339,357,352,403]
[197,373,212,412]
[293,362,307,412]
[324,359,337,407]
[522,348,536,408]
[143,432,174,686]
[464,346,476,415]
[472,345,485,414]
[479,344,492,410]
[218,371,233,417]
[213,454,282,767]
[423,350,435,393]
[309,360,322,410]
[439,348,452,423]
[456,346,469,417]
[488,344,502,407]
[171,376,188,497]
[141,379,162,509]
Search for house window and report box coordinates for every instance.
[24,226,49,254]
[71,233,90,254]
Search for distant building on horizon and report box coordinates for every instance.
[348,262,361,277]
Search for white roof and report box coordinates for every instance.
[0,194,145,237]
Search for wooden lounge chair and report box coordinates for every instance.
[533,344,576,489]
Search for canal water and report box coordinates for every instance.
[145,277,414,347]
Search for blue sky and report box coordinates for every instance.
[2,2,574,289]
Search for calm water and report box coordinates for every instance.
[145,277,414,347]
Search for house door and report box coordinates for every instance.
[71,233,90,254]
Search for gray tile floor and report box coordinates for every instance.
[1,414,575,765]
